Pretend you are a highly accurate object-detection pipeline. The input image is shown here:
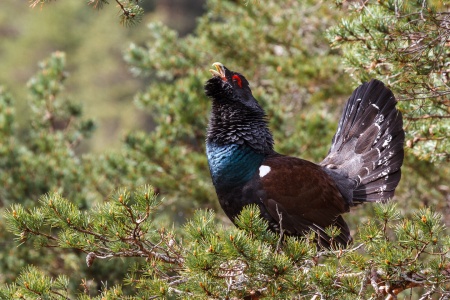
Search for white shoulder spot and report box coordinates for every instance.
[259,165,271,178]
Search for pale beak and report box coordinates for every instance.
[209,62,227,81]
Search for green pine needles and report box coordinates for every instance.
[31,0,145,27]
[328,0,450,161]
[3,187,450,299]
[1,0,449,299]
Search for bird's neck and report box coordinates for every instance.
[206,101,274,155]
[206,142,264,188]
[206,101,274,188]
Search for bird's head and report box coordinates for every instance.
[205,62,261,111]
[204,62,273,154]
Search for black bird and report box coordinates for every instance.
[205,62,404,247]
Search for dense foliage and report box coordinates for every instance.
[0,0,448,299]
[3,188,450,299]
[329,0,450,161]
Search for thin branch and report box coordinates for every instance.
[317,243,365,257]
[114,0,126,13]
[358,269,371,299]
[275,204,285,252]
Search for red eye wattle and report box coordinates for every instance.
[232,75,242,88]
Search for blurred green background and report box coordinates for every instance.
[0,0,448,296]
[0,0,205,153]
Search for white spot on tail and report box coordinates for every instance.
[372,103,380,109]
[364,167,370,175]
[378,167,391,178]
[382,135,392,147]
[357,175,362,184]
[259,165,271,178]
[375,114,384,124]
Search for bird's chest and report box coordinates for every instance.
[206,143,264,189]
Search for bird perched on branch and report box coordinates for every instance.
[204,62,404,247]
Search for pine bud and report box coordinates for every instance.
[86,252,96,267]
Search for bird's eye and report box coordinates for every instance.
[232,75,242,88]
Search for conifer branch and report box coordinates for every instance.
[275,204,284,252]
[329,0,450,160]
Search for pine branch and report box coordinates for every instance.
[329,0,450,161]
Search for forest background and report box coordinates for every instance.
[0,0,449,299]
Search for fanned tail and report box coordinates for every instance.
[321,79,405,204]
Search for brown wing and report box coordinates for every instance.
[259,155,352,246]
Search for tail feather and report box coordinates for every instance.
[354,170,401,196]
[321,79,404,204]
